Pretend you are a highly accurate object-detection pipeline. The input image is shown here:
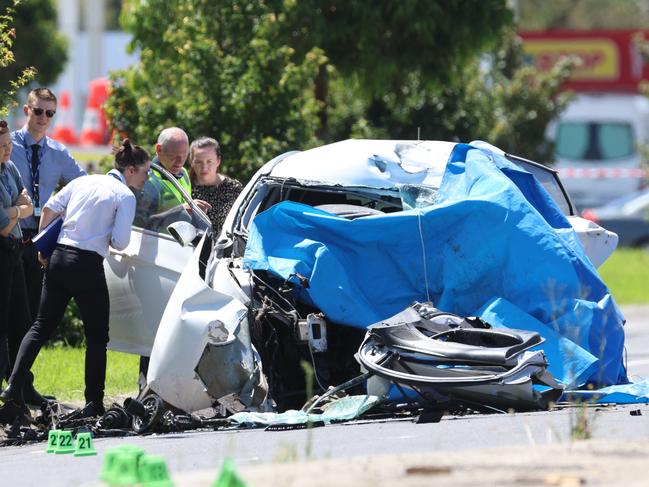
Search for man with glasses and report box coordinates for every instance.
[10,88,85,406]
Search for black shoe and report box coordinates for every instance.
[78,401,105,418]
[0,401,28,425]
[23,383,49,407]
[0,382,25,408]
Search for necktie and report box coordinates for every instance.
[31,144,40,211]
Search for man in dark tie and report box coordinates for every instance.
[10,88,85,406]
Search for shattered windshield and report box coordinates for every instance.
[398,184,440,210]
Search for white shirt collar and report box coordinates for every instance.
[107,168,127,185]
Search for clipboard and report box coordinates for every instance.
[32,215,63,258]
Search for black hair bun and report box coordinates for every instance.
[122,138,133,153]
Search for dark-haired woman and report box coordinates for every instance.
[0,120,35,402]
[0,140,150,418]
[189,137,242,234]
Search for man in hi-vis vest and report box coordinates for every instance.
[134,127,210,229]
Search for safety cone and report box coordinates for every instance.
[54,430,75,454]
[139,455,174,486]
[212,459,248,487]
[73,431,97,456]
[46,429,60,453]
[99,445,144,484]
[50,90,78,144]
[79,78,110,146]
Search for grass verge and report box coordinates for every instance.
[598,248,649,304]
[31,348,139,404]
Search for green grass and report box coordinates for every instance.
[31,348,139,404]
[598,248,649,304]
[70,149,113,174]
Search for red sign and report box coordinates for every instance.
[520,30,649,92]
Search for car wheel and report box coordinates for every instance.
[132,393,166,434]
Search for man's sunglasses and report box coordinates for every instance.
[29,106,56,118]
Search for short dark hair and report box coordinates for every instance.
[0,120,8,136]
[114,139,149,172]
[27,87,57,105]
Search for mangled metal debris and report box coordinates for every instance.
[357,303,563,412]
[1,302,566,445]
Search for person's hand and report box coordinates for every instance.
[38,252,49,268]
[193,199,212,213]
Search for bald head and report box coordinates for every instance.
[156,127,189,175]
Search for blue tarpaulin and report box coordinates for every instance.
[243,144,627,389]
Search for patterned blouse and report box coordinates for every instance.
[192,176,243,233]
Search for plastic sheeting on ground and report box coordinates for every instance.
[229,395,381,427]
[565,379,649,404]
[243,143,627,389]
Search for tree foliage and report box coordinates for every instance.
[282,0,513,95]
[0,0,35,117]
[326,29,574,163]
[0,0,66,88]
[106,0,326,181]
[108,0,570,181]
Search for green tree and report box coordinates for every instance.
[279,1,571,161]
[324,27,573,162]
[106,0,326,181]
[281,0,513,140]
[0,0,36,116]
[108,0,570,179]
[0,0,67,89]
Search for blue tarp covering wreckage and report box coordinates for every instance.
[243,143,629,393]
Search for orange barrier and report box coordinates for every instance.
[79,78,110,146]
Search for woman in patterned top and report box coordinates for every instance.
[189,137,242,234]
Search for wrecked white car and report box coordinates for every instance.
[104,139,624,422]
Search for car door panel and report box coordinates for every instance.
[105,228,194,355]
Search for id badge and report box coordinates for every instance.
[34,207,41,217]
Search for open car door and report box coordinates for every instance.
[104,162,211,355]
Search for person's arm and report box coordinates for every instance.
[191,199,212,213]
[14,189,33,218]
[111,194,136,251]
[0,168,34,235]
[38,206,62,232]
[0,205,17,237]
[41,178,74,231]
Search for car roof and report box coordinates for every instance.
[266,139,458,189]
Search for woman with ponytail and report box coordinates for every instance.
[0,139,150,419]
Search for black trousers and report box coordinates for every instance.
[9,244,110,404]
[0,238,32,382]
[20,232,44,325]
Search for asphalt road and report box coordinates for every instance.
[1,305,648,487]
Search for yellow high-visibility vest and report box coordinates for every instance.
[150,167,191,210]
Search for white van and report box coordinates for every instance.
[550,93,648,210]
